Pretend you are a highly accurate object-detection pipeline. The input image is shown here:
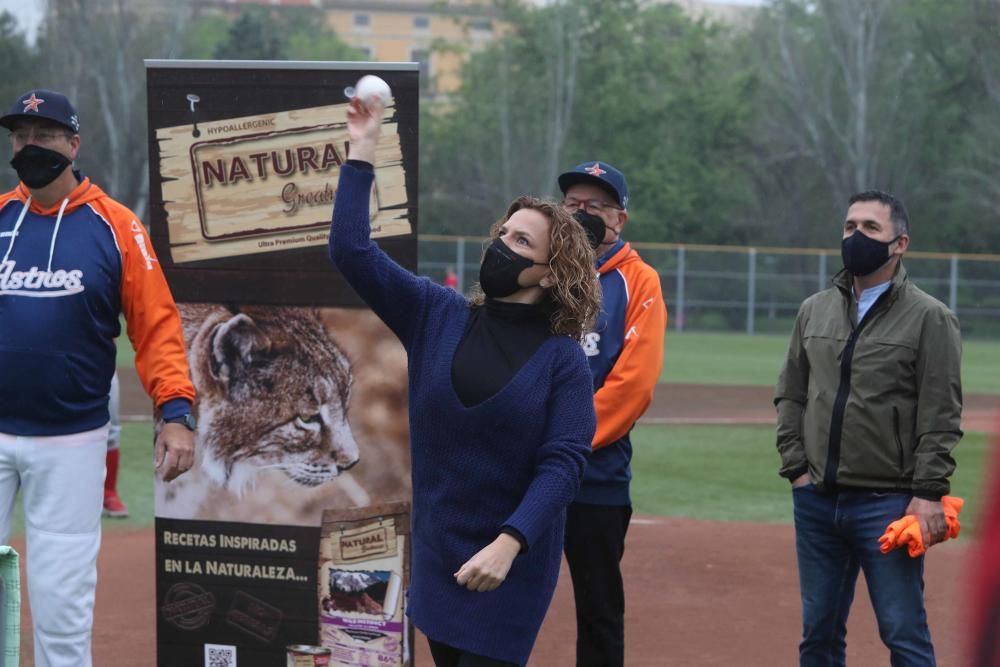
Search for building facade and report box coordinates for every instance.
[207,0,501,95]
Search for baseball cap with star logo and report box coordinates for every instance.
[0,89,81,134]
[558,160,629,209]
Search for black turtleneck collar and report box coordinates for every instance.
[484,297,551,325]
[451,298,553,408]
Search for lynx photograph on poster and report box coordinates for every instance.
[156,102,409,264]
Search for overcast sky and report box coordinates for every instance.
[0,0,43,42]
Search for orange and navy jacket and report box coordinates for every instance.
[0,176,194,436]
[577,240,667,505]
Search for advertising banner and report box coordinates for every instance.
[146,60,417,667]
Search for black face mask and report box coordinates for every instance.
[841,231,901,277]
[573,210,608,250]
[479,237,547,298]
[11,144,72,189]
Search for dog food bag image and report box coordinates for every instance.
[318,503,411,666]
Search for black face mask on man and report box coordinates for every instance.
[841,230,902,277]
[573,210,609,250]
[10,144,72,189]
[479,237,547,298]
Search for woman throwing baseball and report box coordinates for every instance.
[329,93,599,667]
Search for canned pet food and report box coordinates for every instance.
[287,644,332,667]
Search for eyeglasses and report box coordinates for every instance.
[8,129,73,144]
[561,197,621,215]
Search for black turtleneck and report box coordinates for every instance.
[451,298,552,408]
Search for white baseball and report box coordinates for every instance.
[354,75,392,106]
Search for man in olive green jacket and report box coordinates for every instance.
[775,190,962,667]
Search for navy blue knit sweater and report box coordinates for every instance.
[329,163,595,664]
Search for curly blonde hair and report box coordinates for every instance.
[470,197,600,340]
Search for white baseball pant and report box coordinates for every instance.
[0,424,108,667]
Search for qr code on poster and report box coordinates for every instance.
[204,643,237,667]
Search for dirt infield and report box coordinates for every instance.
[645,383,999,434]
[15,373,987,665]
[11,520,971,666]
[120,374,1000,433]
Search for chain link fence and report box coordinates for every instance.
[418,236,1000,339]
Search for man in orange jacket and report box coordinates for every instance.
[0,89,196,667]
[558,161,667,667]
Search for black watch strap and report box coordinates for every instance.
[164,413,196,431]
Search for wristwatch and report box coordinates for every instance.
[164,413,197,431]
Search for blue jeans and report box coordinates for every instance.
[793,485,935,667]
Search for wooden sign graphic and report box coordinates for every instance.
[156,102,409,264]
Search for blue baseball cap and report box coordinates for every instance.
[0,89,80,134]
[558,161,629,209]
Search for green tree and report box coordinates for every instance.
[0,11,38,191]
[944,0,1000,253]
[562,2,755,244]
[34,0,193,213]
[283,8,366,61]
[180,13,230,60]
[420,0,755,243]
[211,7,363,62]
[13,2,361,217]
[742,0,998,253]
[213,9,285,60]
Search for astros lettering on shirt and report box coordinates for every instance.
[0,176,193,436]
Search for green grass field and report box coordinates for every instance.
[104,422,159,530]
[661,331,1000,394]
[8,422,157,537]
[7,423,991,539]
[100,327,997,535]
[117,325,1000,394]
[631,424,991,533]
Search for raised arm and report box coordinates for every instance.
[329,97,453,343]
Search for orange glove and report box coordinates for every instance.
[879,496,964,557]
[879,514,919,554]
